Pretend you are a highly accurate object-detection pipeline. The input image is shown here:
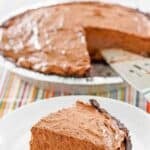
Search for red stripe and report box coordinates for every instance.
[146,101,150,113]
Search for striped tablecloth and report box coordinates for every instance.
[0,64,148,118]
[0,66,56,117]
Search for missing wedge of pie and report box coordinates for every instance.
[0,2,150,76]
[30,100,132,150]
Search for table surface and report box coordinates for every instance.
[0,0,150,118]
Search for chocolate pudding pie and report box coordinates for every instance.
[0,2,150,76]
[30,99,132,150]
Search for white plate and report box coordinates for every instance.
[0,95,150,150]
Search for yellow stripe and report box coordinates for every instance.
[31,87,38,102]
[27,86,35,103]
[0,74,14,116]
[8,74,20,98]
[10,77,21,110]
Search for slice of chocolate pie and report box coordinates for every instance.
[30,100,132,150]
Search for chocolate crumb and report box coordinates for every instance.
[89,99,132,150]
[125,137,132,150]
[89,99,100,109]
[90,99,110,115]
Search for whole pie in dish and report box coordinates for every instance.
[0,2,150,76]
[30,99,132,150]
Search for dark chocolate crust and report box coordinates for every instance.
[89,99,132,150]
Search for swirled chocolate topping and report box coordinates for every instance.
[1,2,150,76]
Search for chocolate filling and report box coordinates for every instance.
[0,2,150,77]
[89,99,132,150]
